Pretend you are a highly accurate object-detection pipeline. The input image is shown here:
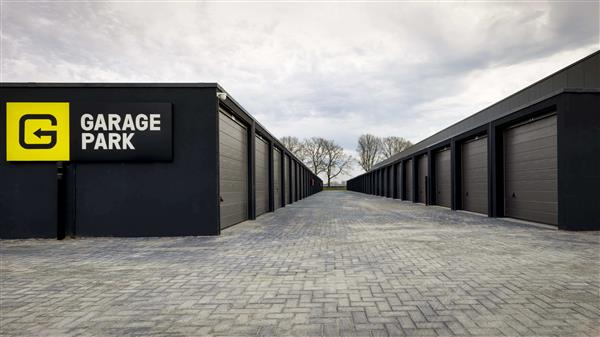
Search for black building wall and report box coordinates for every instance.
[1,85,220,238]
[557,93,600,230]
[348,92,600,231]
[1,84,323,239]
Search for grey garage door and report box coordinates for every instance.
[291,162,296,202]
[388,167,394,198]
[255,135,269,216]
[219,111,248,229]
[273,148,282,210]
[417,155,428,204]
[462,136,488,214]
[378,170,383,196]
[383,168,388,197]
[504,114,557,225]
[396,163,402,199]
[435,148,451,208]
[284,154,290,205]
[404,159,413,200]
[300,168,304,199]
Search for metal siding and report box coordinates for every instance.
[396,163,403,199]
[300,169,303,198]
[291,162,296,202]
[417,155,428,203]
[462,136,488,214]
[381,167,388,197]
[273,148,282,210]
[435,148,452,208]
[255,136,269,216]
[284,154,290,204]
[404,160,413,200]
[388,167,394,198]
[219,111,248,229]
[504,115,557,225]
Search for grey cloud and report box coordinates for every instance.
[2,2,598,180]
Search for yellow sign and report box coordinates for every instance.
[6,102,70,161]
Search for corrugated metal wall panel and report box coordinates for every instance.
[404,160,413,201]
[462,136,488,214]
[417,155,428,204]
[255,136,269,216]
[273,148,282,210]
[284,154,290,204]
[504,115,557,225]
[434,148,451,208]
[219,111,248,228]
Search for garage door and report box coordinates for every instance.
[255,135,269,216]
[372,172,376,195]
[435,148,451,208]
[301,168,305,199]
[388,167,393,198]
[219,111,248,229]
[462,136,488,214]
[273,148,282,210]
[404,159,413,200]
[291,162,296,202]
[383,168,388,197]
[417,155,428,204]
[396,163,402,199]
[284,154,290,205]
[378,170,383,196]
[504,114,557,225]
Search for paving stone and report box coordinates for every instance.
[1,191,598,336]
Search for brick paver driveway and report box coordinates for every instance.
[1,191,599,336]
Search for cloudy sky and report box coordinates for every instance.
[2,1,598,182]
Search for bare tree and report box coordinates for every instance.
[356,134,381,172]
[380,136,412,159]
[280,136,304,159]
[322,139,353,187]
[302,137,326,175]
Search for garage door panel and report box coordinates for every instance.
[506,156,557,170]
[219,111,248,229]
[284,155,290,205]
[255,137,269,216]
[505,115,557,225]
[504,132,556,149]
[507,189,557,203]
[506,118,557,137]
[462,136,488,215]
[464,171,487,181]
[506,167,557,180]
[273,149,282,210]
[435,149,451,208]
[291,163,296,202]
[506,127,556,145]
[508,178,558,191]
[505,143,557,160]
[404,160,413,200]
[396,164,402,199]
[506,206,557,224]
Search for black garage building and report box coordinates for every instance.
[0,83,322,239]
[348,51,600,231]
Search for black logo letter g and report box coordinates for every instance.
[19,114,58,149]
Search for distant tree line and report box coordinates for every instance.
[356,135,412,172]
[280,134,412,186]
[281,136,352,187]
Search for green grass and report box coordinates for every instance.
[323,186,346,191]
